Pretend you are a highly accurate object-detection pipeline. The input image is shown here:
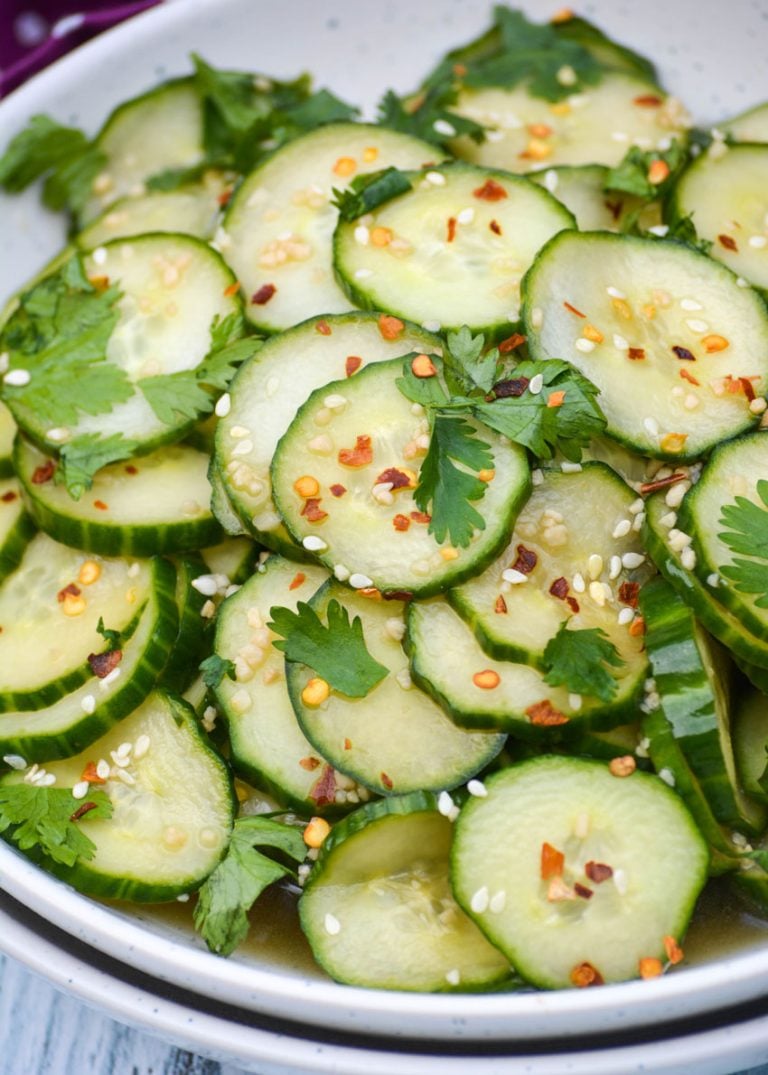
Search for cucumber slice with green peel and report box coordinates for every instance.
[721,103,768,144]
[287,580,506,796]
[1,691,234,901]
[407,596,640,737]
[81,79,204,224]
[158,555,210,695]
[640,576,766,835]
[299,793,511,991]
[0,403,16,479]
[272,357,530,597]
[213,555,357,813]
[0,534,159,712]
[451,755,709,989]
[559,721,644,762]
[669,145,768,293]
[733,689,768,805]
[201,536,258,585]
[529,164,661,232]
[209,460,249,539]
[14,436,222,557]
[449,464,650,676]
[333,162,574,336]
[448,74,688,174]
[222,123,437,334]
[678,433,768,644]
[77,181,226,248]
[523,230,768,460]
[0,479,36,584]
[0,556,177,760]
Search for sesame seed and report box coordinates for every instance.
[609,555,622,580]
[543,169,559,193]
[470,885,490,913]
[680,546,697,570]
[384,617,406,642]
[648,225,669,237]
[658,768,676,787]
[665,482,688,508]
[750,398,767,415]
[324,913,341,935]
[437,790,454,817]
[349,573,374,589]
[528,374,545,396]
[134,734,151,760]
[557,64,577,86]
[706,573,719,587]
[333,564,350,581]
[569,693,582,711]
[621,551,646,569]
[425,171,446,186]
[561,461,582,473]
[606,286,626,299]
[37,772,56,787]
[72,781,90,800]
[613,333,629,350]
[685,318,709,333]
[737,277,750,288]
[192,574,219,596]
[613,868,628,895]
[588,581,605,606]
[531,468,544,485]
[396,668,412,690]
[531,307,544,329]
[587,553,604,579]
[422,319,441,332]
[201,599,216,618]
[749,236,768,249]
[2,754,26,770]
[433,118,457,137]
[445,968,461,986]
[214,393,231,418]
[618,607,634,626]
[92,246,108,266]
[575,338,595,353]
[502,568,528,585]
[572,572,585,593]
[467,779,487,797]
[302,536,328,552]
[231,439,253,457]
[4,368,31,387]
[354,268,374,280]
[612,519,631,539]
[680,298,702,311]
[643,417,660,436]
[354,225,370,245]
[457,207,475,225]
[489,890,507,914]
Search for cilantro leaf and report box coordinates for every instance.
[332,167,413,222]
[194,816,306,956]
[56,433,139,500]
[377,87,486,149]
[395,355,450,408]
[604,141,688,234]
[268,599,387,698]
[443,326,499,395]
[719,481,768,609]
[0,784,112,867]
[661,213,713,255]
[96,617,121,651]
[415,413,493,547]
[200,654,237,689]
[543,620,624,702]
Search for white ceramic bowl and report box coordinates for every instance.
[3,0,768,1060]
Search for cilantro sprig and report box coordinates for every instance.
[0,784,113,867]
[543,620,625,702]
[200,654,237,690]
[268,599,388,698]
[603,140,689,235]
[718,480,768,608]
[194,815,307,956]
[332,167,413,222]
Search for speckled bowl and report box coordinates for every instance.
[2,0,768,1063]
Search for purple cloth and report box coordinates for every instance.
[1,0,162,97]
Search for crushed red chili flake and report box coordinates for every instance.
[410,511,431,524]
[338,435,373,468]
[473,178,508,201]
[489,219,502,235]
[378,314,404,340]
[549,576,569,599]
[639,472,686,495]
[345,355,362,377]
[0,491,17,503]
[585,861,614,883]
[93,500,108,511]
[664,936,684,964]
[70,801,99,822]
[639,957,663,979]
[672,345,696,361]
[383,589,414,602]
[31,459,56,484]
[376,467,412,489]
[571,963,604,988]
[494,594,508,614]
[125,464,138,475]
[547,390,566,408]
[330,483,347,497]
[540,841,564,880]
[563,301,585,318]
[446,216,457,242]
[381,772,394,790]
[629,615,646,637]
[724,374,757,401]
[87,648,122,679]
[301,498,328,523]
[316,320,332,336]
[309,764,337,804]
[566,596,580,614]
[217,188,233,207]
[498,333,526,354]
[223,282,240,298]
[57,582,81,602]
[493,376,529,398]
[526,699,569,726]
[81,761,105,785]
[343,738,352,750]
[89,275,110,291]
[574,882,594,900]
[633,93,663,106]
[740,377,757,401]
[289,572,306,591]
[393,514,411,532]
[618,581,640,607]
[252,283,276,305]
[679,368,700,386]
[511,544,538,574]
[453,62,467,76]
[604,198,623,221]
[628,347,646,361]
[718,234,738,252]
[299,756,322,771]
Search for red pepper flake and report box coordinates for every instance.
[70,801,99,822]
[446,216,457,242]
[574,882,594,900]
[380,771,394,790]
[563,301,585,318]
[345,355,362,377]
[359,587,382,600]
[724,374,758,401]
[217,188,233,207]
[498,333,526,354]
[88,275,110,291]
[547,390,566,408]
[330,483,347,497]
[252,283,276,305]
[473,178,508,201]
[316,320,332,336]
[628,347,646,361]
[31,459,56,484]
[679,368,700,386]
[493,376,529,398]
[664,936,684,964]
[634,94,663,106]
[393,513,411,532]
[80,761,105,785]
[571,962,604,988]
[57,582,81,602]
[223,281,240,298]
[299,756,322,771]
[489,219,502,235]
[604,198,623,221]
[585,861,614,884]
[526,699,569,726]
[0,491,17,503]
[618,581,640,607]
[511,544,538,574]
[453,62,467,77]
[494,594,507,614]
[301,497,328,523]
[566,596,580,614]
[376,466,412,489]
[718,234,738,252]
[309,764,337,805]
[639,472,686,495]
[338,435,373,468]
[343,738,352,750]
[629,615,646,637]
[410,511,431,524]
[741,377,757,402]
[289,572,306,591]
[549,576,569,599]
[378,314,404,340]
[383,590,414,602]
[125,464,138,475]
[540,841,564,880]
[87,649,122,679]
[93,500,108,511]
[411,354,438,378]
[639,957,664,979]
[672,345,696,361]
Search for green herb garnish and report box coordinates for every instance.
[200,654,237,690]
[0,784,113,867]
[543,620,625,702]
[718,480,768,608]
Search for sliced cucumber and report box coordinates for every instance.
[670,145,768,293]
[333,162,574,335]
[272,356,530,597]
[0,403,16,479]
[2,691,234,901]
[209,460,249,539]
[77,181,226,248]
[407,596,639,736]
[216,313,441,554]
[0,556,177,760]
[733,689,768,805]
[287,580,505,795]
[523,230,768,460]
[201,536,258,585]
[722,103,768,144]
[449,73,688,173]
[158,554,210,694]
[640,576,765,834]
[529,164,660,232]
[451,755,709,989]
[222,123,436,333]
[0,478,35,584]
[15,436,221,557]
[299,793,510,991]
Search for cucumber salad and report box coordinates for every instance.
[2,5,768,994]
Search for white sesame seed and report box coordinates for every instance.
[612,519,631,539]
[333,564,350,582]
[750,397,768,415]
[324,913,341,935]
[659,511,677,528]
[560,461,582,473]
[4,368,31,387]
[99,667,122,689]
[681,546,697,570]
[575,338,595,353]
[422,319,441,333]
[543,169,559,193]
[572,572,585,593]
[606,286,626,299]
[437,790,454,817]
[201,599,216,618]
[92,246,108,265]
[354,225,370,245]
[192,574,219,596]
[384,617,406,642]
[457,207,475,225]
[587,554,604,580]
[665,482,688,508]
[445,968,461,986]
[737,277,750,288]
[612,333,629,350]
[680,298,702,311]
[214,393,231,418]
[531,307,543,329]
[528,374,543,395]
[433,118,457,137]
[396,668,412,690]
[470,885,490,913]
[489,890,507,914]
[133,734,150,760]
[231,439,253,457]
[425,171,446,186]
[569,693,582,711]
[621,552,646,569]
[643,417,660,436]
[467,779,487,797]
[302,536,328,552]
[128,562,141,578]
[685,318,709,333]
[618,607,634,626]
[354,268,374,280]
[613,868,628,895]
[307,434,333,455]
[72,781,90,800]
[749,235,768,249]
[706,572,719,588]
[648,225,669,237]
[609,555,622,580]
[658,767,676,787]
[588,581,606,606]
[502,568,528,585]
[349,573,373,589]
[531,468,543,485]
[557,64,577,86]
[371,482,394,506]
[37,772,57,787]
